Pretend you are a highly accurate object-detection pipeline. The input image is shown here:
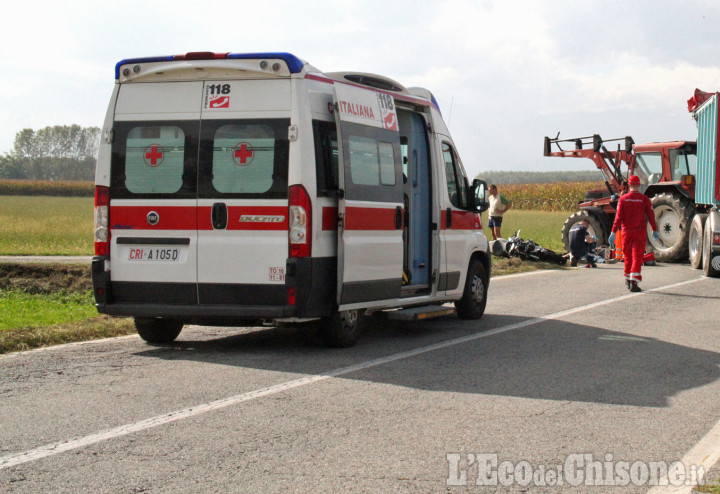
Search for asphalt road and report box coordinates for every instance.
[1,262,719,493]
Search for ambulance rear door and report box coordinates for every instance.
[108,81,202,306]
[196,79,292,307]
[333,84,404,309]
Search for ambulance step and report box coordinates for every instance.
[381,305,456,321]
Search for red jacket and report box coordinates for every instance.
[611,191,658,233]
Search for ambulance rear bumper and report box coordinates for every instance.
[99,303,294,319]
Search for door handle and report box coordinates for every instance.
[395,206,403,230]
[212,202,228,230]
[446,208,452,229]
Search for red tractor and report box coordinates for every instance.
[543,134,697,262]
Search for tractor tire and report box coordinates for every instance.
[646,192,694,263]
[134,317,183,344]
[703,216,720,278]
[455,259,489,320]
[320,309,364,348]
[561,210,606,252]
[688,213,707,269]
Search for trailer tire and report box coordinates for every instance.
[702,218,720,278]
[455,259,488,320]
[561,210,606,252]
[647,192,693,263]
[320,309,364,348]
[688,213,707,269]
[134,317,183,344]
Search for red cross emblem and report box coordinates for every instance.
[143,144,164,167]
[232,143,254,166]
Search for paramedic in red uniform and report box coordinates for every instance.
[608,175,659,292]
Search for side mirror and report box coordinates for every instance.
[469,179,490,213]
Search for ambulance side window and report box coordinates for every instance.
[313,120,338,196]
[347,136,397,186]
[443,142,467,208]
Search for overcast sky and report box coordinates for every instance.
[2,0,720,177]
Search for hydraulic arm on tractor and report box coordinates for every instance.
[544,133,634,198]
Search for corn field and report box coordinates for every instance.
[0,179,93,197]
[0,179,606,212]
[498,181,605,212]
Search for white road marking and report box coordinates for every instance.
[646,418,720,493]
[0,278,712,472]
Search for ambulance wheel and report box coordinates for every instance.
[455,259,488,319]
[702,220,720,278]
[688,213,707,269]
[561,210,606,252]
[134,317,183,343]
[320,309,364,348]
[647,192,693,263]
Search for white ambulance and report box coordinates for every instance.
[92,51,491,347]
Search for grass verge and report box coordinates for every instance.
[0,262,135,354]
[0,316,135,354]
[696,477,720,493]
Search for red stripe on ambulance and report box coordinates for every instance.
[344,206,397,231]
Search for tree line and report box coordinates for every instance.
[0,126,100,181]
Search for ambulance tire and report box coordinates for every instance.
[455,259,488,320]
[320,309,364,348]
[688,213,707,269]
[702,219,720,278]
[134,317,183,344]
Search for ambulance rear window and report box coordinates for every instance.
[110,122,197,199]
[124,126,186,194]
[211,124,276,194]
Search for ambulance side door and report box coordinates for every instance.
[333,84,404,309]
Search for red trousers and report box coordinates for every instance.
[622,229,646,282]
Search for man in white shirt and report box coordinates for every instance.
[488,184,512,240]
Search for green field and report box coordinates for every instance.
[0,196,93,255]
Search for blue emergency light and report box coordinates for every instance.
[115,52,306,79]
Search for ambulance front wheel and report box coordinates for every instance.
[455,259,488,319]
[135,317,184,344]
[320,309,364,348]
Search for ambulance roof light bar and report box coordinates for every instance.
[114,52,306,79]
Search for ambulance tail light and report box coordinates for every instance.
[94,186,110,256]
[289,185,312,258]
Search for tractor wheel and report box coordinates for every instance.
[561,210,606,252]
[703,216,720,278]
[688,214,707,269]
[134,317,183,344]
[647,192,694,263]
[319,309,364,348]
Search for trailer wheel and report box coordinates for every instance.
[455,259,488,319]
[320,309,364,348]
[702,218,720,278]
[647,192,693,263]
[688,214,707,269]
[561,210,606,252]
[134,317,183,343]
